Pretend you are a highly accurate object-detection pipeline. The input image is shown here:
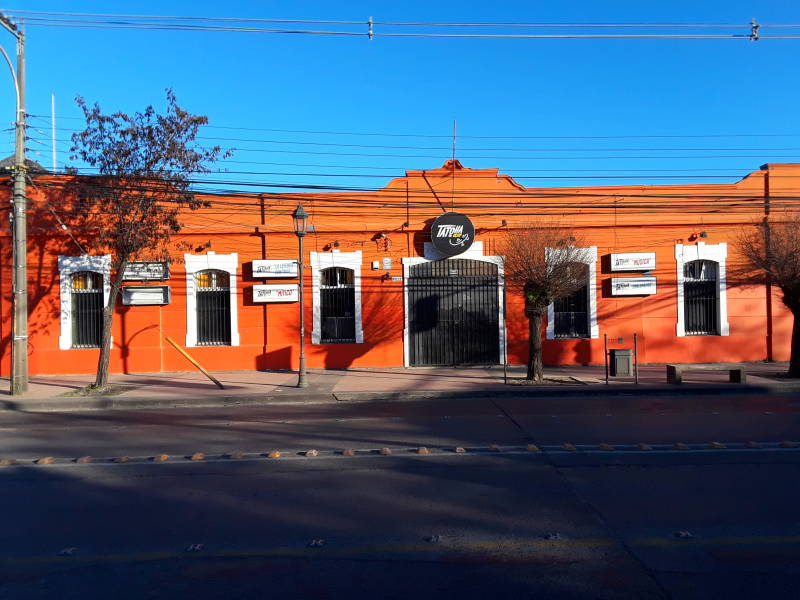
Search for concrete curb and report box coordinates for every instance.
[2,381,799,412]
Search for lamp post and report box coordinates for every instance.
[292,204,308,388]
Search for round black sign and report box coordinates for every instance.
[431,212,475,257]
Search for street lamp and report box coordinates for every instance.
[292,204,309,388]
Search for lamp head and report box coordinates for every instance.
[292,204,309,237]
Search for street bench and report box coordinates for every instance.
[666,364,746,385]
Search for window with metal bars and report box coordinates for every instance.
[196,269,231,345]
[71,271,103,348]
[553,263,590,338]
[684,259,719,335]
[320,267,356,343]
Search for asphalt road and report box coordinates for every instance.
[2,392,799,599]
[0,392,798,459]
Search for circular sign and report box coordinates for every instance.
[431,212,475,257]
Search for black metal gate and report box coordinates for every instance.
[408,259,500,366]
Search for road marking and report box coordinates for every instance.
[4,534,800,568]
[3,440,799,469]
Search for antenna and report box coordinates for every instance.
[452,119,457,163]
[51,93,56,173]
[451,119,456,210]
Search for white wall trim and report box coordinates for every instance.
[184,252,240,347]
[310,250,363,344]
[675,242,729,337]
[545,246,599,340]
[58,254,111,350]
[402,243,505,367]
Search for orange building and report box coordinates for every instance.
[0,160,796,376]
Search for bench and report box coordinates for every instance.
[666,364,746,385]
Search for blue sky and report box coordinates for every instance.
[1,1,799,192]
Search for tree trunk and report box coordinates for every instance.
[526,312,544,382]
[790,310,800,378]
[94,258,128,388]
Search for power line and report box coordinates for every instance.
[5,11,792,39]
[28,115,800,141]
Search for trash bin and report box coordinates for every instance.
[609,349,632,377]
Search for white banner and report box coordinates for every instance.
[611,277,657,296]
[610,252,656,272]
[252,259,298,278]
[252,284,298,303]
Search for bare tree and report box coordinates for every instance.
[737,215,800,377]
[502,223,592,381]
[67,89,229,389]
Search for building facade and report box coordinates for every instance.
[0,160,795,376]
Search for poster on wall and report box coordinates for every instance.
[252,284,298,303]
[252,259,298,278]
[611,277,657,296]
[610,252,656,272]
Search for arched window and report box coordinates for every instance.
[71,271,104,348]
[196,269,231,345]
[320,267,355,343]
[553,263,590,338]
[684,259,719,335]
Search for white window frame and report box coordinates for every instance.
[58,254,111,350]
[546,246,599,340]
[310,250,363,344]
[184,252,240,347]
[402,242,506,367]
[675,242,729,337]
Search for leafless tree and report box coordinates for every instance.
[67,89,230,389]
[501,223,592,381]
[737,214,800,377]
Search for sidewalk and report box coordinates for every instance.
[1,361,796,412]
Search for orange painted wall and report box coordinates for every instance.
[0,161,796,376]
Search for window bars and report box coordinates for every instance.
[684,260,719,335]
[71,271,103,348]
[196,269,232,345]
[320,267,356,343]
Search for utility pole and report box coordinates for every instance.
[1,13,28,394]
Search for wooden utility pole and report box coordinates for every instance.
[0,13,28,394]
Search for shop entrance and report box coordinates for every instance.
[408,258,500,366]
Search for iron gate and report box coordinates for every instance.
[408,259,500,366]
